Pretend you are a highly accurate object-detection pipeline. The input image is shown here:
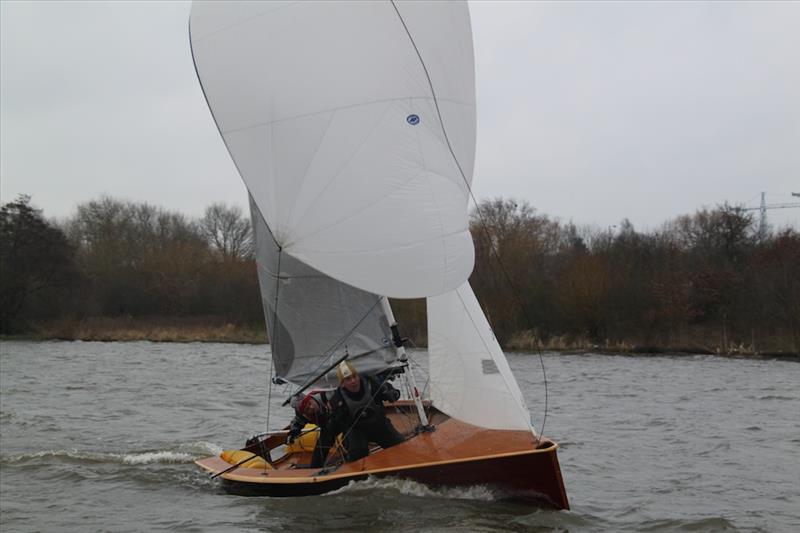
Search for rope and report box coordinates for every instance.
[391,1,549,443]
[321,372,399,470]
[287,296,384,397]
[260,247,283,469]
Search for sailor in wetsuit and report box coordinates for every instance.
[287,389,332,444]
[310,360,404,468]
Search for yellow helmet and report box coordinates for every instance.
[336,360,357,383]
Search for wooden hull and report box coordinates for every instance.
[196,407,569,509]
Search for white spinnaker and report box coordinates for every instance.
[428,282,534,432]
[190,1,476,298]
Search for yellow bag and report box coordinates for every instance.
[220,449,272,469]
[286,424,320,452]
[285,424,345,455]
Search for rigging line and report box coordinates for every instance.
[394,365,419,429]
[405,355,435,424]
[408,358,431,402]
[389,0,472,200]
[286,296,385,399]
[535,343,549,444]
[391,1,549,442]
[321,371,399,471]
[262,246,284,469]
[452,286,533,431]
[471,210,550,443]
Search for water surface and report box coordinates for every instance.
[1,341,798,532]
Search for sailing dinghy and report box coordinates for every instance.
[189,0,569,509]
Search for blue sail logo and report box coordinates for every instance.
[406,114,420,125]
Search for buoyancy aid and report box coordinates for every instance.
[340,379,379,424]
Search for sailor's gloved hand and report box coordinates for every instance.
[287,429,300,444]
[389,388,401,402]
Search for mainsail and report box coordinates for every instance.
[250,198,395,387]
[190,0,476,298]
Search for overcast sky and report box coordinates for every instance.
[2,1,798,231]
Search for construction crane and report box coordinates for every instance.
[742,192,800,237]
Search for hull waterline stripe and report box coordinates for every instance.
[198,442,559,485]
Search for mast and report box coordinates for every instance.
[379,296,430,428]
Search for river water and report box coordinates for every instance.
[1,340,798,532]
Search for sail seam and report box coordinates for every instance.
[389,0,473,201]
[191,1,301,43]
[294,224,467,256]
[280,103,396,246]
[281,108,339,236]
[219,97,471,135]
[421,167,448,295]
[411,96,448,294]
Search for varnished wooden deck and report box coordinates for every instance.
[196,404,569,509]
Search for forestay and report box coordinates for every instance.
[427,283,534,432]
[250,199,396,387]
[190,1,476,298]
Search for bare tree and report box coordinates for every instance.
[198,203,253,259]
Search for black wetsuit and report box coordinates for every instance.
[311,376,403,468]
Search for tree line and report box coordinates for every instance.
[1,195,798,353]
[466,199,799,353]
[0,196,261,333]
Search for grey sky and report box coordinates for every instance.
[2,1,798,231]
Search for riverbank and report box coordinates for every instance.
[504,329,799,358]
[8,316,267,344]
[2,317,796,358]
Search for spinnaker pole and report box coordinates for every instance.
[379,296,430,428]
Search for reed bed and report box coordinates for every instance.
[31,316,267,344]
[505,328,797,356]
[9,318,795,357]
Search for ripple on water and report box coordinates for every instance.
[327,476,500,501]
[637,516,741,532]
[756,395,796,401]
[0,448,201,467]
[2,342,799,532]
